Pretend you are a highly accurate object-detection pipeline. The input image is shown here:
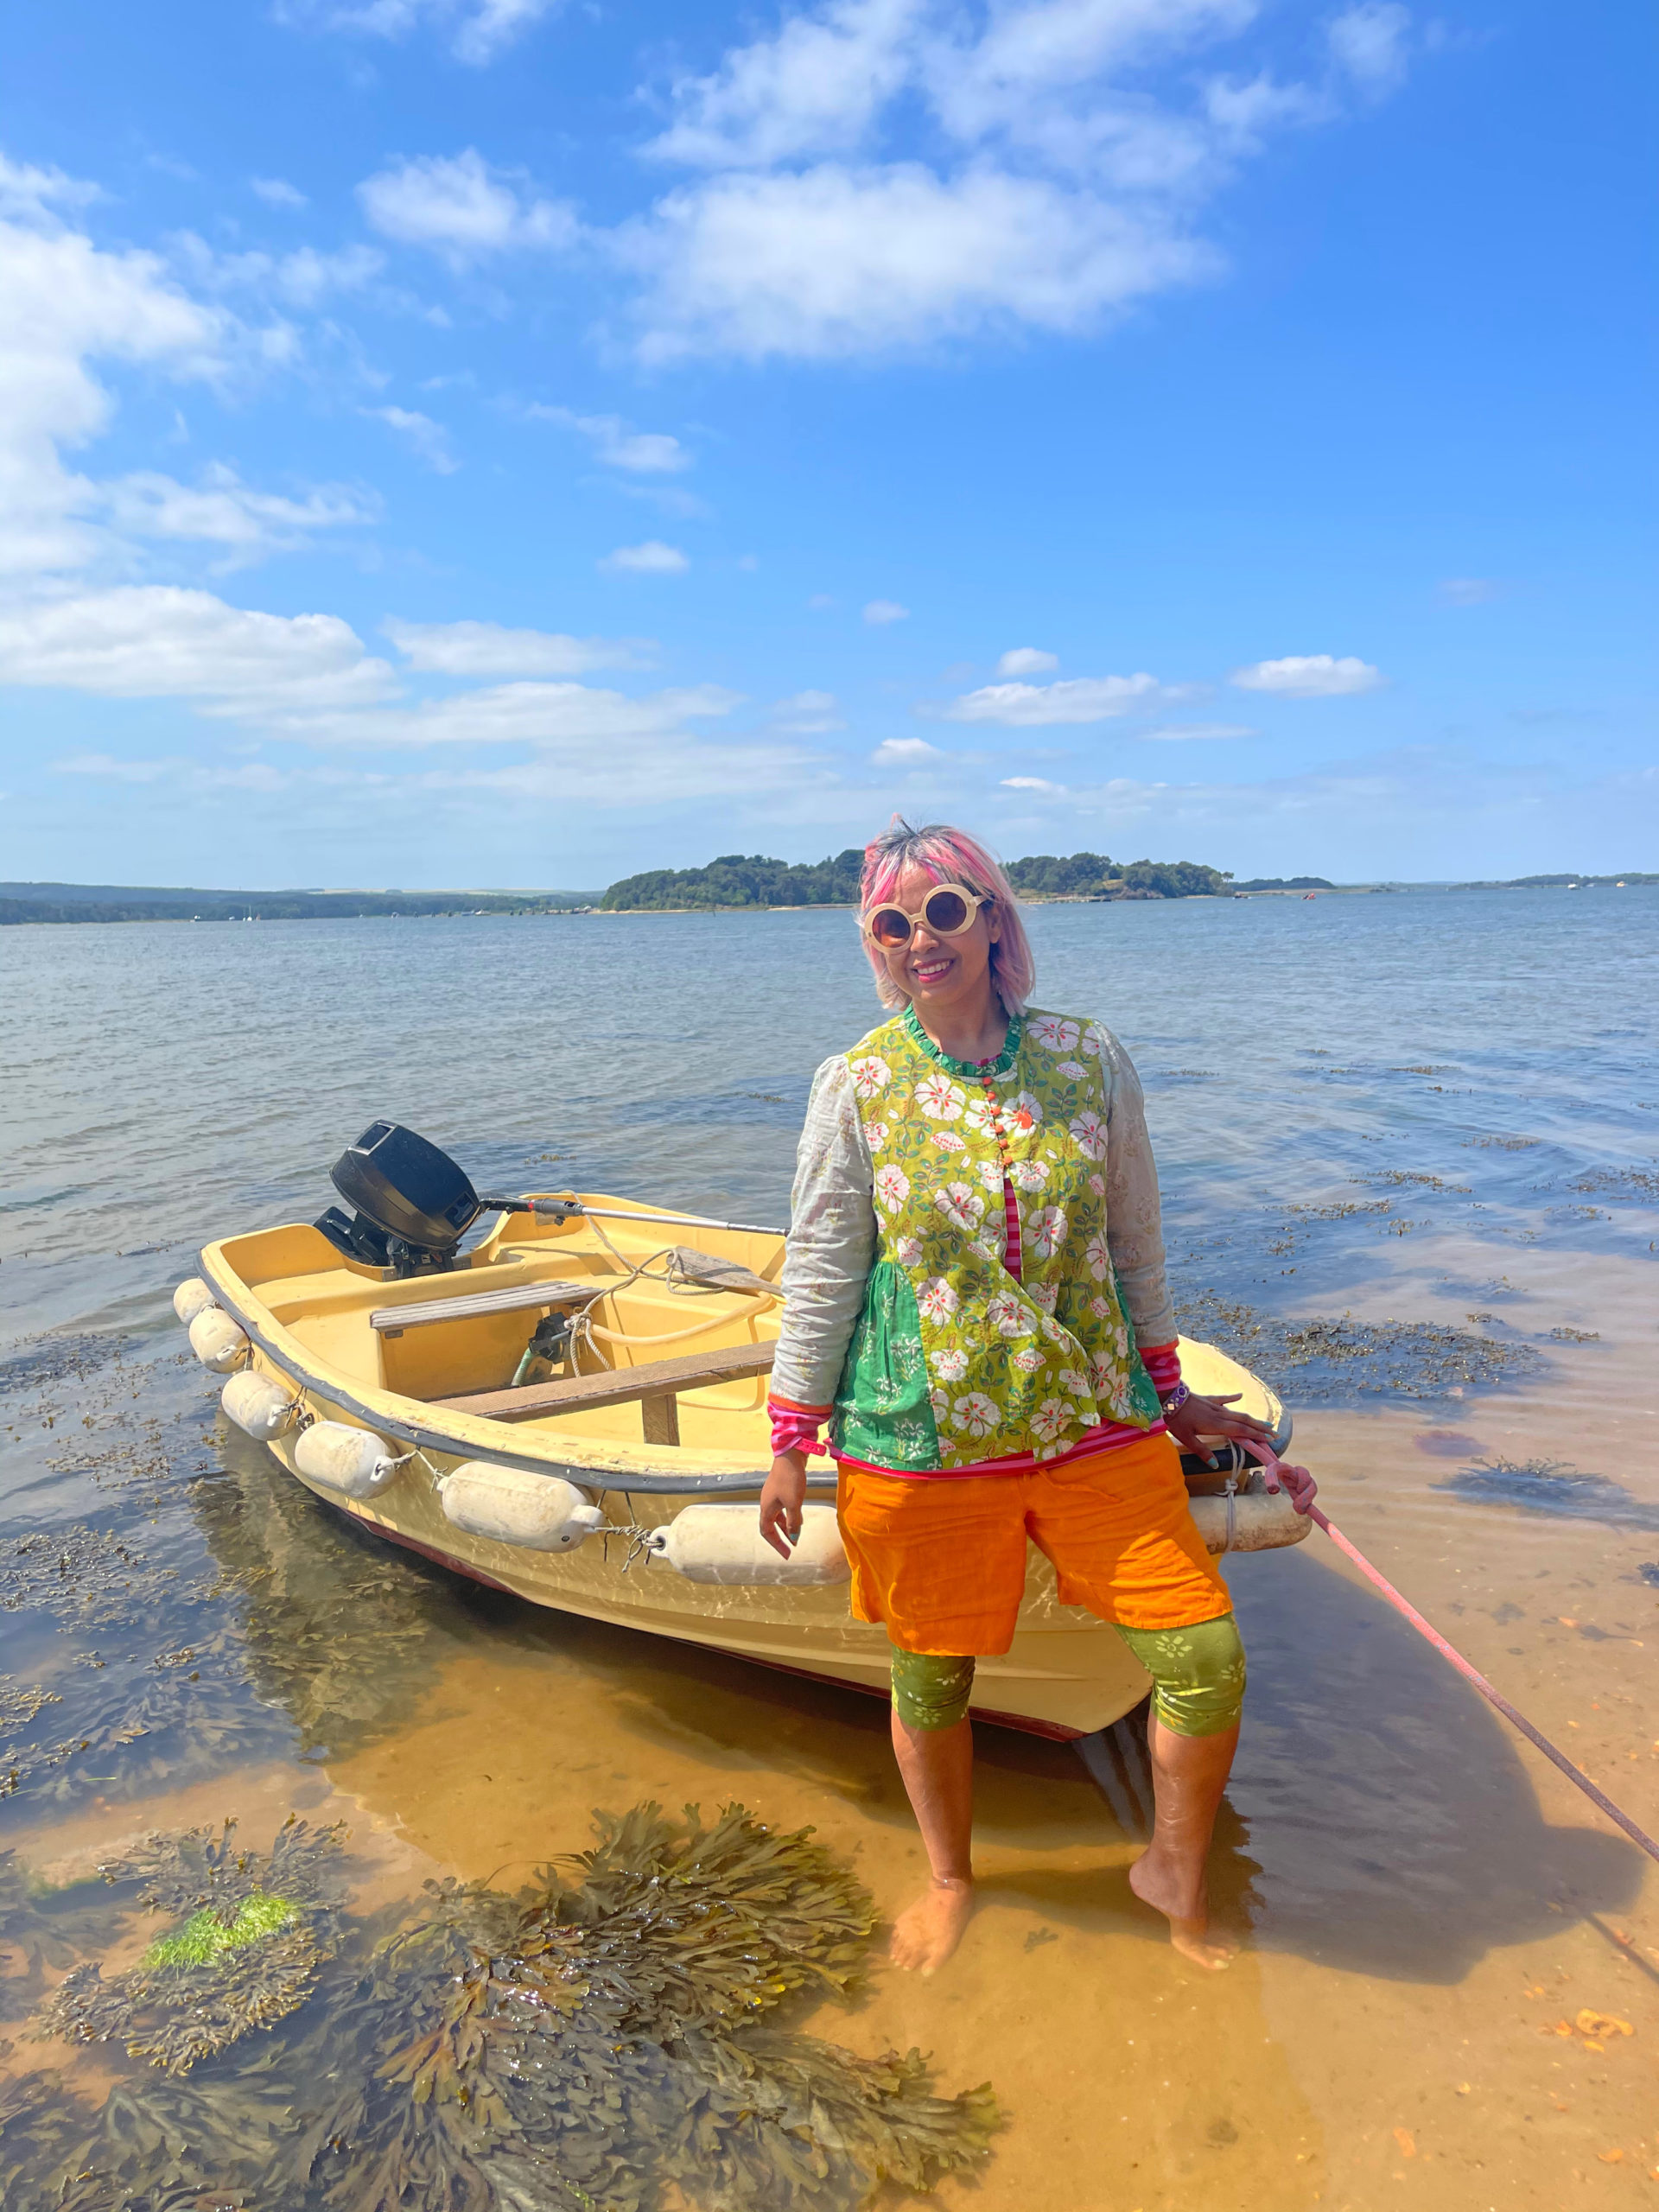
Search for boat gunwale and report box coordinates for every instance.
[197,1234,1292,1500]
[198,1240,811,1497]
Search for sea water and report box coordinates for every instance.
[2,886,1657,2208]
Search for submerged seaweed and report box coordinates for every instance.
[304,1800,996,2212]
[41,1816,350,2077]
[1174,1292,1538,1402]
[16,1803,997,2212]
[1437,1459,1659,1532]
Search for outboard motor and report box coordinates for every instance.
[315,1120,489,1278]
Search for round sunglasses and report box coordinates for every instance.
[861,882,990,948]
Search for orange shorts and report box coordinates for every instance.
[836,1431,1232,1656]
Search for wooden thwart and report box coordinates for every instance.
[371,1275,625,1337]
[435,1340,776,1430]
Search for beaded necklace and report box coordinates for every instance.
[901,1004,1025,1185]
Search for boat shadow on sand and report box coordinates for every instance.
[518,1545,1641,1989]
[188,1430,1643,1993]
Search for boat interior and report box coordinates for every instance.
[209,1196,787,1452]
[208,1192,1286,1470]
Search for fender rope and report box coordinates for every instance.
[1307,1502,1659,1870]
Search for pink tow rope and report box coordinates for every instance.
[1308,1499,1659,1869]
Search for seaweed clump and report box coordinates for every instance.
[312,1800,997,2212]
[18,1803,997,2212]
[1437,1459,1659,1533]
[41,1815,347,2076]
[1175,1292,1538,1402]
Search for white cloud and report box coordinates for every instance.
[1141,721,1255,740]
[646,0,925,170]
[599,539,689,575]
[0,586,396,711]
[0,152,101,219]
[939,672,1166,724]
[100,464,378,561]
[384,618,654,675]
[280,0,563,66]
[863,597,909,624]
[527,405,691,474]
[171,232,385,310]
[807,592,837,609]
[251,176,308,210]
[616,0,1418,362]
[997,645,1058,676]
[770,689,844,733]
[287,678,741,748]
[1001,774,1065,791]
[874,736,942,766]
[1440,576,1499,607]
[1328,3,1411,95]
[365,404,458,473]
[0,169,226,576]
[1230,654,1384,696]
[618,162,1213,362]
[358,149,575,264]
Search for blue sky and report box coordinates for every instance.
[1,0,1651,890]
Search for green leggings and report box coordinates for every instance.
[889,1615,1246,1738]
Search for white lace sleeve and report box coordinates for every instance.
[768,1057,876,1410]
[1096,1026,1178,1348]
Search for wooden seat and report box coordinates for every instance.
[434,1340,776,1443]
[371,1276,626,1337]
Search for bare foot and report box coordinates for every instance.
[889,1878,976,1974]
[1128,1851,1237,1970]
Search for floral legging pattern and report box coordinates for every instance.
[889,1613,1246,1737]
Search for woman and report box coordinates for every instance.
[759,820,1315,1975]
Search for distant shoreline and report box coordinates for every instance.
[6,874,1653,925]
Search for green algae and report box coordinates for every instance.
[139,1890,298,1970]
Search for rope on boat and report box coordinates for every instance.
[1307,1503,1659,1871]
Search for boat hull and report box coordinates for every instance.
[196,1202,1294,1738]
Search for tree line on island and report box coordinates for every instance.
[595,850,1325,909]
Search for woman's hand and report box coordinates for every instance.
[759,1452,810,1559]
[1165,1389,1276,1456]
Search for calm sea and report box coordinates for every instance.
[2,886,1656,2210]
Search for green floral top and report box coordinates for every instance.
[772,1006,1173,1471]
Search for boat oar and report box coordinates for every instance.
[1306,1501,1659,1869]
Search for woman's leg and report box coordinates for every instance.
[887,1648,978,1973]
[1112,1615,1247,1968]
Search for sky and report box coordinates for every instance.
[0,0,1652,892]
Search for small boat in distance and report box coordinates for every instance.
[179,1122,1307,1738]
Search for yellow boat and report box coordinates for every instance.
[179,1126,1306,1740]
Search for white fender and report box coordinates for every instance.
[1188,1488,1312,1555]
[190,1309,251,1373]
[221,1370,301,1440]
[646,1503,849,1588]
[293,1421,406,1500]
[438,1462,606,1552]
[173,1278,217,1326]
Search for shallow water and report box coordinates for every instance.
[3,886,1658,2209]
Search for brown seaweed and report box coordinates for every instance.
[1174,1290,1539,1402]
[40,1817,350,2077]
[21,1803,997,2212]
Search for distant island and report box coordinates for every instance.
[599,849,1235,909]
[4,862,1654,925]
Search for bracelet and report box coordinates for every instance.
[1160,1380,1191,1418]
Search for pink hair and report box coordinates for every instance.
[859,818,1035,1013]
